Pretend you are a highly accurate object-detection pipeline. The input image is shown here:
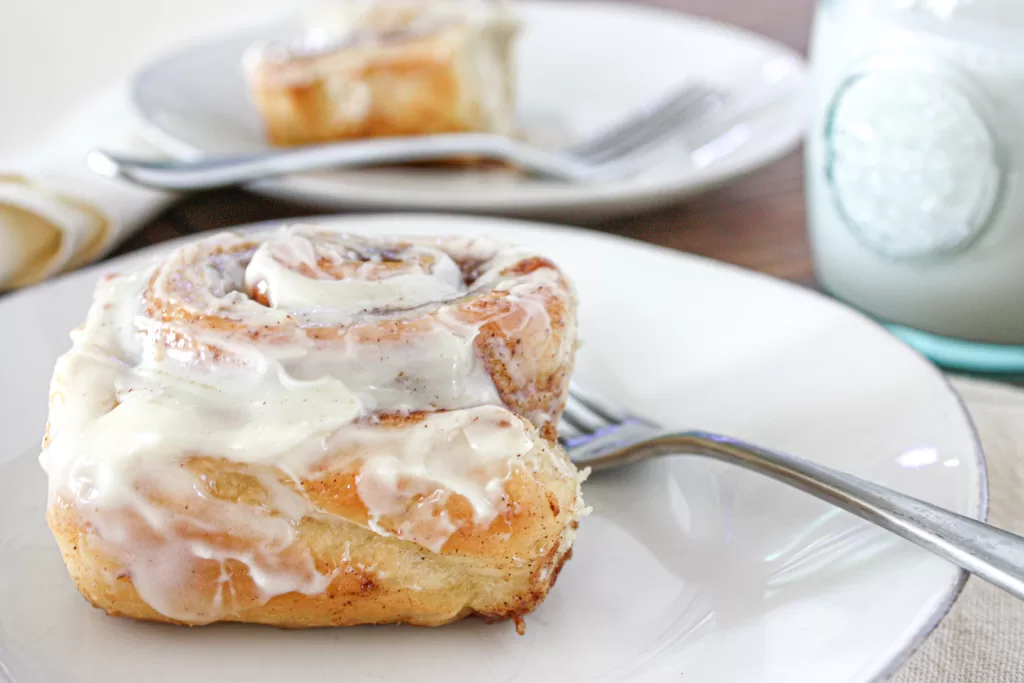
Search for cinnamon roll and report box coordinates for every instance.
[40,225,584,630]
[245,0,518,147]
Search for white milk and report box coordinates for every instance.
[806,0,1024,344]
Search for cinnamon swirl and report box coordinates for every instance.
[40,225,584,630]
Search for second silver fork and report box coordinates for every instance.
[88,82,723,190]
[561,383,1024,601]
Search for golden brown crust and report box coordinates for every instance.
[47,438,579,628]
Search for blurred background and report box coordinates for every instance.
[0,0,815,283]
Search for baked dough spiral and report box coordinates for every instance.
[41,224,584,629]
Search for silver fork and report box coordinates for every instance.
[87,55,802,190]
[88,84,722,190]
[562,383,1024,601]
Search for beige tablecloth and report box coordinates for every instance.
[895,376,1024,682]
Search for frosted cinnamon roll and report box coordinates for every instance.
[41,225,584,630]
[244,0,518,147]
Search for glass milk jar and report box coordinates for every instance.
[806,0,1024,369]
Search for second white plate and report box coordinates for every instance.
[131,1,807,218]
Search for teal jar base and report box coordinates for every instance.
[885,324,1024,376]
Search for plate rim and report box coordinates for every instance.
[127,0,808,216]
[1,212,989,682]
[873,375,988,682]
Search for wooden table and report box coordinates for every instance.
[110,0,818,284]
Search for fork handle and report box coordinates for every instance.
[86,135,586,191]
[651,432,1019,598]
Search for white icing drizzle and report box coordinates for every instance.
[40,224,571,623]
[244,229,465,316]
[344,405,534,553]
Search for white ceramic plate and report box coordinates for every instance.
[0,215,985,683]
[130,1,808,219]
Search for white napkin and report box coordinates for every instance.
[0,87,173,291]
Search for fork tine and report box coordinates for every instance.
[561,394,605,435]
[569,84,724,163]
[558,418,583,441]
[568,382,629,423]
[583,88,724,164]
[566,393,616,433]
[561,381,639,439]
[567,84,709,159]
